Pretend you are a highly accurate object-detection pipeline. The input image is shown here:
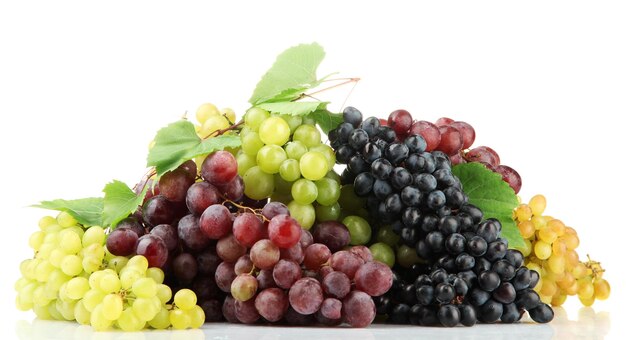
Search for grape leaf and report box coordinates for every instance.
[34,197,104,226]
[310,109,343,135]
[256,101,329,116]
[249,42,325,105]
[452,162,524,248]
[147,120,241,177]
[102,180,147,228]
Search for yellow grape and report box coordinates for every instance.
[514,204,533,221]
[518,221,535,239]
[547,255,565,275]
[579,296,595,307]
[56,211,78,228]
[547,219,566,236]
[90,305,113,331]
[528,194,546,215]
[101,294,124,321]
[551,293,567,307]
[38,216,57,230]
[594,278,610,300]
[531,216,548,230]
[538,228,558,244]
[148,307,171,329]
[169,309,191,330]
[533,241,552,260]
[196,103,220,124]
[577,278,594,299]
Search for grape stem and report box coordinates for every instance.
[205,119,244,139]
[295,77,360,110]
[221,199,270,222]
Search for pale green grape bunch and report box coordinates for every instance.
[239,107,340,229]
[15,212,107,320]
[15,213,204,331]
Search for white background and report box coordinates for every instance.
[0,1,624,339]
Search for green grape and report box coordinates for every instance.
[287,200,316,230]
[199,115,229,138]
[284,141,308,160]
[57,211,78,228]
[278,114,303,132]
[376,225,400,246]
[338,185,366,212]
[102,293,123,320]
[15,294,32,311]
[241,132,264,156]
[127,255,149,273]
[14,277,29,292]
[82,256,101,274]
[74,300,91,325]
[236,152,257,176]
[107,256,129,273]
[46,270,69,293]
[90,305,113,331]
[302,116,316,125]
[188,305,205,328]
[259,116,290,145]
[35,260,54,282]
[33,303,52,320]
[132,277,157,298]
[61,254,82,277]
[82,226,105,247]
[342,216,371,245]
[243,166,275,200]
[315,202,341,222]
[38,216,57,230]
[314,178,340,206]
[132,297,159,322]
[396,245,421,268]
[60,230,82,254]
[309,144,336,167]
[146,267,165,284]
[120,268,143,290]
[82,289,104,312]
[239,125,252,138]
[299,151,328,181]
[271,192,293,204]
[291,179,318,205]
[148,307,171,329]
[244,107,270,131]
[174,288,197,311]
[66,277,90,300]
[170,309,191,330]
[156,284,172,304]
[256,145,287,174]
[29,231,44,251]
[273,174,294,195]
[47,302,64,320]
[33,285,51,306]
[369,242,395,267]
[99,272,121,294]
[292,124,321,148]
[325,170,341,183]
[55,298,76,320]
[117,307,145,331]
[195,103,220,124]
[279,159,301,182]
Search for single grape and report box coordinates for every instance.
[254,288,289,322]
[230,274,258,302]
[142,195,175,227]
[303,243,331,270]
[388,109,413,136]
[243,166,274,200]
[312,221,350,252]
[299,151,329,181]
[409,120,441,151]
[215,262,237,293]
[149,224,178,252]
[250,239,280,270]
[495,165,522,194]
[289,277,323,315]
[354,261,393,296]
[199,204,233,239]
[268,214,302,249]
[465,146,500,166]
[201,151,238,185]
[177,214,211,251]
[272,259,302,289]
[216,233,247,263]
[259,116,290,146]
[436,125,463,155]
[106,228,138,256]
[135,234,168,268]
[172,253,198,282]
[232,212,265,247]
[342,290,375,328]
[216,175,245,201]
[330,250,362,279]
[261,201,290,219]
[159,168,195,202]
[322,271,351,299]
[234,299,260,324]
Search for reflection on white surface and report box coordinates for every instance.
[13,307,611,340]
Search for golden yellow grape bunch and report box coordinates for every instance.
[512,195,610,307]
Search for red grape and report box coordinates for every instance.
[215,261,236,292]
[322,271,351,299]
[350,245,373,263]
[201,151,238,185]
[330,250,362,279]
[159,168,195,202]
[320,298,342,320]
[449,121,476,149]
[435,117,455,127]
[354,261,393,296]
[279,243,304,264]
[231,274,258,302]
[255,288,289,322]
[268,214,302,249]
[234,299,260,324]
[106,228,138,256]
[172,253,198,282]
[495,165,522,194]
[465,146,500,166]
[142,195,175,226]
[232,212,264,247]
[388,109,413,136]
[409,121,441,151]
[312,221,350,252]
[149,224,178,252]
[186,182,221,216]
[261,201,290,219]
[303,243,331,270]
[250,239,280,270]
[272,259,302,289]
[222,296,239,323]
[289,277,323,315]
[216,175,244,201]
[257,269,277,290]
[135,234,168,268]
[234,255,253,275]
[199,204,233,239]
[342,290,376,327]
[216,233,247,263]
[436,125,463,155]
[179,159,198,181]
[177,214,211,251]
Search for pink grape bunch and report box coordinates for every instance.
[384,110,522,194]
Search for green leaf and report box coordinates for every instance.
[147,120,241,177]
[249,42,325,105]
[452,162,524,248]
[256,101,329,116]
[34,197,104,226]
[310,109,343,135]
[102,180,147,228]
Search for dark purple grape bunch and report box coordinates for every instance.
[377,223,554,326]
[328,107,472,252]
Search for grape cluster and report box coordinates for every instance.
[202,192,393,327]
[513,195,610,306]
[238,107,339,229]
